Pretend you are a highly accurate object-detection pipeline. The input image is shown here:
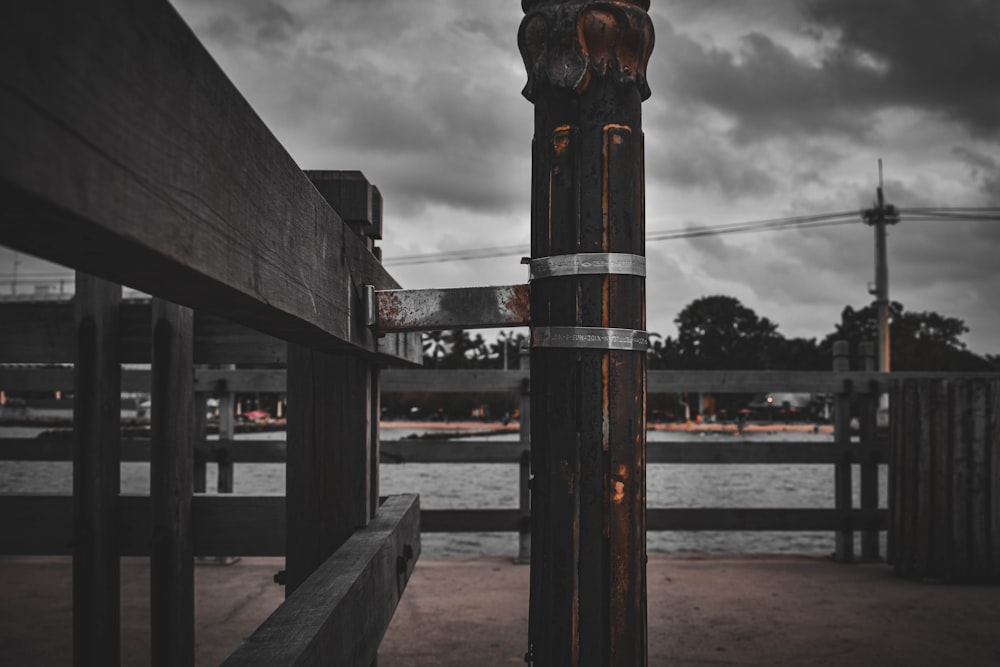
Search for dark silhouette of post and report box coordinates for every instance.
[519,1,654,664]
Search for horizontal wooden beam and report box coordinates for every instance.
[420,508,523,532]
[647,370,887,394]
[645,441,889,465]
[8,365,994,394]
[0,2,419,363]
[0,439,890,466]
[0,494,888,557]
[0,494,285,556]
[0,301,419,365]
[221,494,420,667]
[374,284,531,332]
[647,508,887,532]
[381,369,529,393]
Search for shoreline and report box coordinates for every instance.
[380,419,834,434]
[1,418,835,435]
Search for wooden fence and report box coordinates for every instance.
[1,1,423,664]
[3,361,900,565]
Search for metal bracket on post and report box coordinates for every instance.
[531,326,648,352]
[366,283,530,333]
[529,252,645,281]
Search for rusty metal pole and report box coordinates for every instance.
[518,2,653,665]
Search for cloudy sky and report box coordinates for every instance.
[5,0,999,356]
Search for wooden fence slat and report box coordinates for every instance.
[916,379,933,574]
[71,274,122,667]
[0,2,421,363]
[930,380,952,577]
[832,342,853,561]
[969,380,990,575]
[286,346,373,595]
[221,494,420,667]
[990,380,1000,580]
[150,299,194,667]
[951,381,970,576]
[859,342,880,561]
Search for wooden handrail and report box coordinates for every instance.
[0,4,418,363]
[221,494,420,667]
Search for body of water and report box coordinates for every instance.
[0,426,886,558]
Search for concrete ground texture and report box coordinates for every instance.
[1,554,998,666]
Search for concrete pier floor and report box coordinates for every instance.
[1,554,997,666]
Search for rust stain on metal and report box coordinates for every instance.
[378,291,407,330]
[612,480,625,504]
[504,283,532,324]
[553,125,572,155]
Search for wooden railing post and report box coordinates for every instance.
[520,2,654,663]
[193,391,208,493]
[150,299,195,667]
[218,389,236,493]
[517,349,531,564]
[286,348,375,594]
[859,340,880,561]
[832,340,854,562]
[72,273,121,666]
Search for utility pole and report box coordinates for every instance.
[11,251,19,295]
[861,159,899,373]
[519,1,653,665]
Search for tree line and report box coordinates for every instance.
[383,295,997,421]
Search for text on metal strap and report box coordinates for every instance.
[531,326,649,352]
[529,253,646,281]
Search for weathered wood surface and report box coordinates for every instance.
[0,495,284,556]
[647,508,887,531]
[149,300,194,667]
[832,342,854,562]
[381,369,529,393]
[286,346,374,595]
[0,2,420,363]
[305,171,382,242]
[859,342,881,560]
[890,377,1000,582]
[523,7,652,659]
[0,302,287,365]
[72,274,122,667]
[0,493,890,555]
[221,494,419,667]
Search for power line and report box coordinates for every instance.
[384,210,861,266]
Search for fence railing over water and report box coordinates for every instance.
[2,362,895,563]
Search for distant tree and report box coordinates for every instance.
[422,330,450,367]
[647,332,680,370]
[821,302,993,371]
[489,331,528,369]
[770,336,826,371]
[440,329,471,368]
[674,295,782,369]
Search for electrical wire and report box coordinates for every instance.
[383,210,861,266]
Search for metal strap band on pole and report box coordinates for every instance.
[531,326,648,352]
[529,253,646,281]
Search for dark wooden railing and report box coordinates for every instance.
[1,1,422,663]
